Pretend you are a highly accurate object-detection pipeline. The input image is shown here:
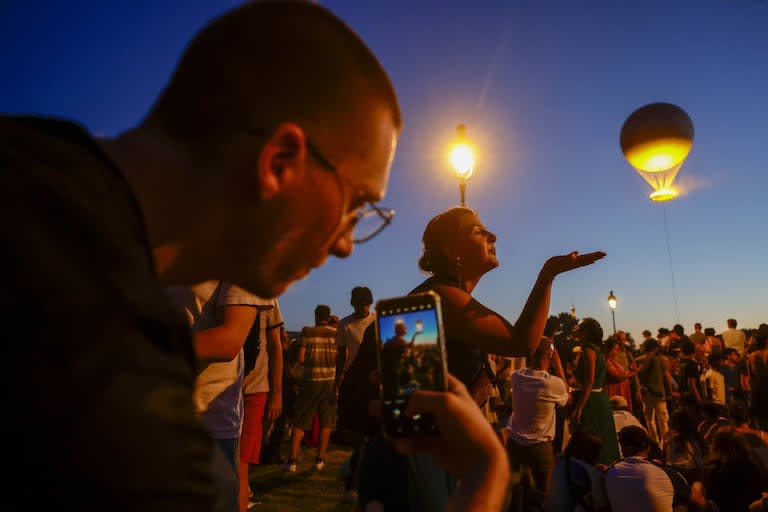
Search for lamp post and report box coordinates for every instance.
[607,290,617,334]
[570,304,576,319]
[449,124,475,207]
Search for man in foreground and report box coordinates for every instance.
[2,1,400,509]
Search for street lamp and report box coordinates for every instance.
[607,290,617,334]
[570,304,576,319]
[449,124,475,207]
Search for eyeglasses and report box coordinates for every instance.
[305,137,396,244]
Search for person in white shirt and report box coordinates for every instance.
[721,318,747,355]
[610,395,646,457]
[606,426,676,512]
[333,285,375,503]
[506,337,570,491]
[703,352,727,405]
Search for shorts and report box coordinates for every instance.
[239,392,268,464]
[292,380,337,431]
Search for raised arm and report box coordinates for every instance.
[436,251,606,358]
[194,304,258,362]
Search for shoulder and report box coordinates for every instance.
[217,282,273,307]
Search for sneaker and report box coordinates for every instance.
[342,490,358,504]
[281,459,297,473]
[314,457,325,471]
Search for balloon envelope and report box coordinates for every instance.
[620,102,694,201]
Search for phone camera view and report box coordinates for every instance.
[377,293,446,437]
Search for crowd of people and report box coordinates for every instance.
[5,1,766,512]
[492,319,768,512]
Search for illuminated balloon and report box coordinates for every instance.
[620,102,694,202]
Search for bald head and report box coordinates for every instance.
[146,0,401,158]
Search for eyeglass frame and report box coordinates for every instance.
[302,137,396,244]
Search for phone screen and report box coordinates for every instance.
[375,291,447,436]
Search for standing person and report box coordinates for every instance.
[705,327,723,354]
[333,286,376,504]
[702,352,727,405]
[238,298,284,511]
[357,206,606,512]
[747,328,768,431]
[569,318,621,466]
[167,281,267,512]
[335,286,376,379]
[2,1,402,509]
[506,338,570,491]
[679,341,705,404]
[689,322,707,347]
[636,338,676,444]
[721,318,747,355]
[720,347,741,403]
[603,337,639,415]
[283,305,338,472]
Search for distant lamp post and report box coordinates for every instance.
[449,124,475,207]
[607,290,617,334]
[570,304,576,319]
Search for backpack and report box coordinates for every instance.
[337,323,381,436]
[242,312,261,375]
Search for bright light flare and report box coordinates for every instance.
[449,143,475,180]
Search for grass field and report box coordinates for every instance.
[248,441,356,511]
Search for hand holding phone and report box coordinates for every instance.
[375,291,448,437]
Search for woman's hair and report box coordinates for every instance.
[576,317,603,345]
[728,403,750,425]
[418,207,477,275]
[602,336,620,355]
[565,429,603,465]
[710,427,753,462]
[669,408,706,454]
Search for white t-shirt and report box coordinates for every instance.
[721,328,747,355]
[335,312,375,373]
[242,298,284,395]
[507,368,569,445]
[605,456,675,512]
[167,281,268,439]
[702,368,726,405]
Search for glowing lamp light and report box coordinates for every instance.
[607,290,617,310]
[448,124,476,206]
[415,319,424,334]
[620,102,694,202]
[449,143,475,180]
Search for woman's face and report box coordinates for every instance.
[450,212,499,276]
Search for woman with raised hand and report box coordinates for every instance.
[411,206,606,396]
[359,206,606,512]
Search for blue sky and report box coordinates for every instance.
[2,0,766,339]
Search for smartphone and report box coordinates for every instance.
[375,291,448,437]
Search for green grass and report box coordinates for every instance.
[248,442,356,511]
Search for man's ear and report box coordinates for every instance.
[256,123,308,200]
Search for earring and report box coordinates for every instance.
[456,256,463,289]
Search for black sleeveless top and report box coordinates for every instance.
[409,275,484,388]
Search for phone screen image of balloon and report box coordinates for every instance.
[375,291,448,437]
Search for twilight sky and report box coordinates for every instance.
[2,0,766,339]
